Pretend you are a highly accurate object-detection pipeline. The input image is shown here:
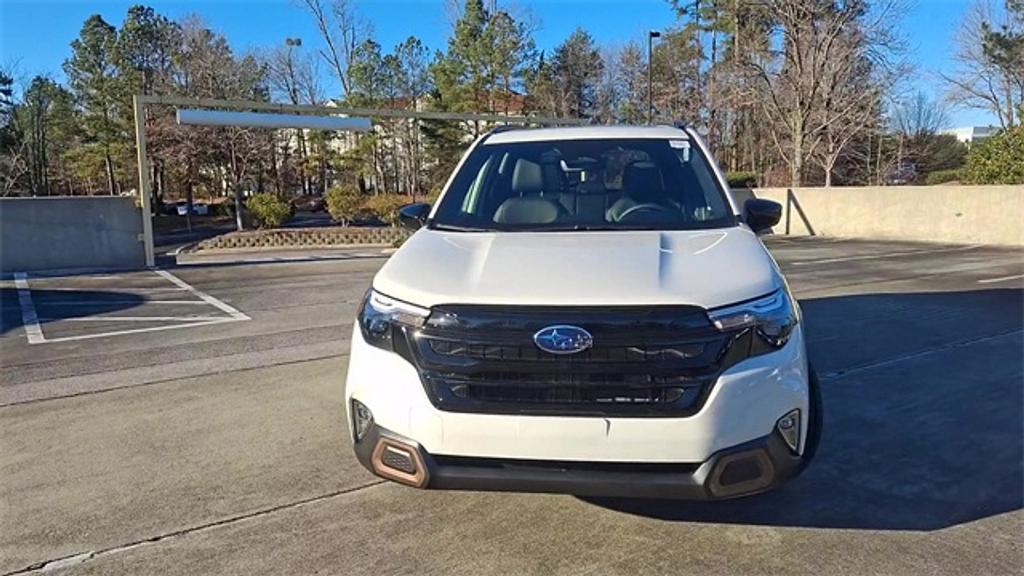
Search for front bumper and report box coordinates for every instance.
[353,421,803,499]
[345,321,810,499]
[345,323,810,463]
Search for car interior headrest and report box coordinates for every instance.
[623,162,665,201]
[512,159,544,196]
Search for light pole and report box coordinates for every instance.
[647,30,661,125]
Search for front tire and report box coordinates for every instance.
[798,366,823,473]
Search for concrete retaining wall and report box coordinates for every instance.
[0,197,145,273]
[733,185,1024,246]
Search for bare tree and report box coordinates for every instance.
[942,0,1022,128]
[299,0,367,98]
[810,27,902,186]
[892,91,950,137]
[744,0,903,186]
[267,39,322,194]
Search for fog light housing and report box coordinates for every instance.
[371,438,429,487]
[776,409,801,453]
[351,399,373,442]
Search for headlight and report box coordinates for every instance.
[358,289,429,351]
[708,289,798,348]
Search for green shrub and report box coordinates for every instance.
[245,192,291,229]
[209,201,235,219]
[963,126,1024,185]
[364,194,410,226]
[925,169,962,185]
[325,186,367,225]
[725,171,758,188]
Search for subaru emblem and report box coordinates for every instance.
[533,325,593,355]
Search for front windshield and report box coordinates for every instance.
[430,137,736,232]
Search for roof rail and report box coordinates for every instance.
[478,123,529,145]
[488,125,523,134]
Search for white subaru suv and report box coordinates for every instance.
[345,124,822,499]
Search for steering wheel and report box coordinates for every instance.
[616,203,675,222]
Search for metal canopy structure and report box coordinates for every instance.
[176,109,374,131]
[132,94,587,267]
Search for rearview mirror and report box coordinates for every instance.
[398,202,431,232]
[744,198,782,234]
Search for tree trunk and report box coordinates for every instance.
[185,173,194,234]
[791,138,803,187]
[297,129,310,195]
[104,152,116,196]
[231,154,244,231]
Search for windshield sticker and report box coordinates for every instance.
[671,140,691,161]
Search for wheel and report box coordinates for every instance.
[798,365,824,473]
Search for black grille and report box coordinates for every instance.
[396,305,750,417]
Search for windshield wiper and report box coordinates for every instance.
[528,224,647,232]
[430,223,494,232]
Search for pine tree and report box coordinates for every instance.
[552,28,603,118]
[64,15,126,195]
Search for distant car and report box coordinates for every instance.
[174,201,209,216]
[292,195,326,212]
[887,163,918,185]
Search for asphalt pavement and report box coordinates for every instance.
[1,236,1022,575]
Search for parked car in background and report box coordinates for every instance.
[171,201,209,216]
[292,195,326,213]
[887,162,918,185]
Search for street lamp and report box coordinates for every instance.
[647,30,661,125]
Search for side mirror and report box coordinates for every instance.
[744,198,782,234]
[398,202,431,232]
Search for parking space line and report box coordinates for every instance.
[32,287,188,293]
[822,328,1023,380]
[154,269,250,321]
[33,300,210,307]
[14,269,250,345]
[790,245,980,266]
[37,319,238,344]
[13,273,45,344]
[48,316,235,322]
[978,273,1024,284]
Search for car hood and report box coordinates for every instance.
[373,227,781,309]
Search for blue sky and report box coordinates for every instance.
[0,0,993,127]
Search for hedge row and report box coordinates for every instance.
[326,188,414,225]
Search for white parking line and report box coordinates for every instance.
[30,287,188,293]
[13,269,250,345]
[13,273,45,344]
[33,300,209,307]
[37,318,238,344]
[46,316,234,322]
[154,269,250,320]
[790,245,980,266]
[978,273,1024,284]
